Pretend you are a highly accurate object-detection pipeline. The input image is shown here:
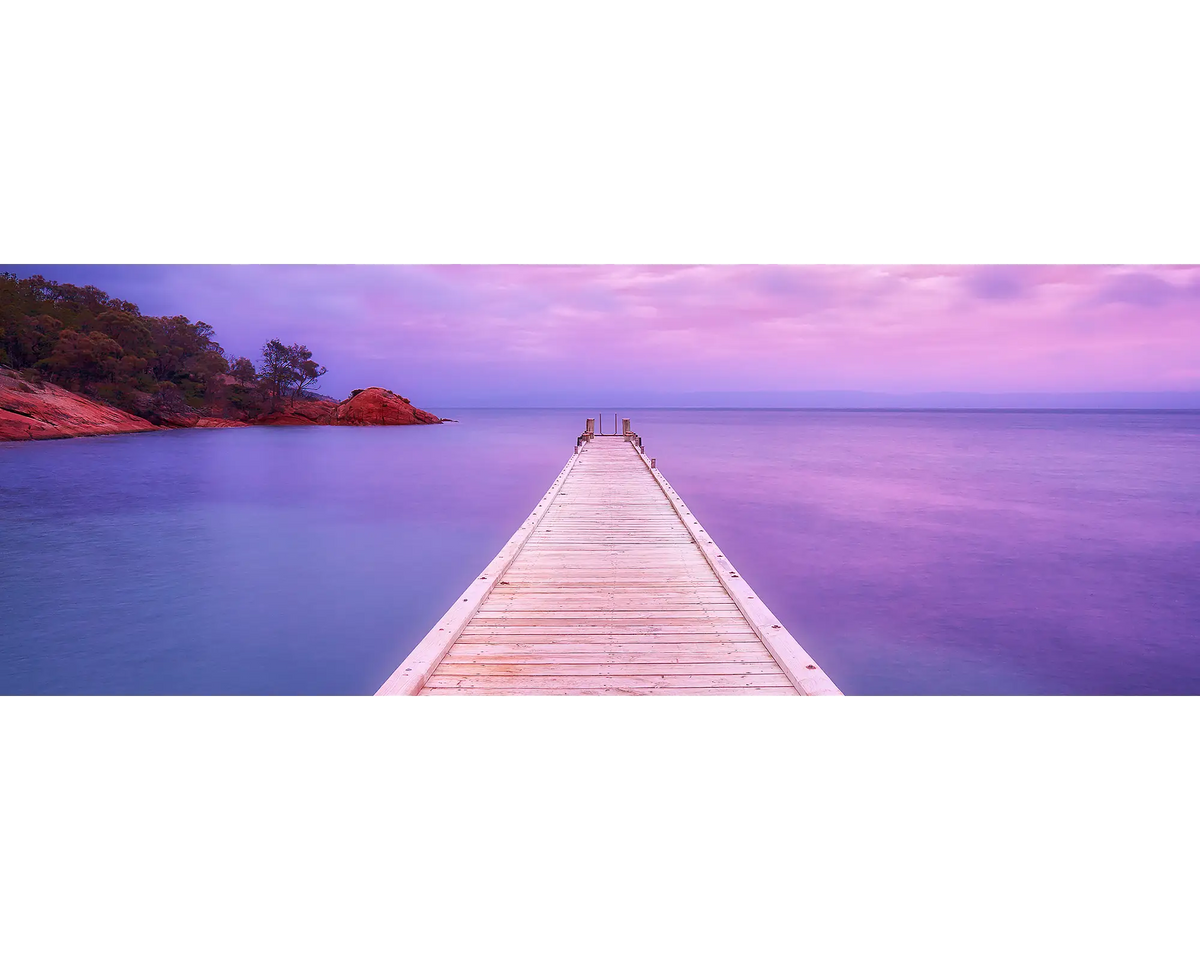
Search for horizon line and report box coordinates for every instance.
[435,405,1200,413]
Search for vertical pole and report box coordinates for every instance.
[622,418,631,436]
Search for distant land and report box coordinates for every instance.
[438,389,1200,410]
[0,273,442,441]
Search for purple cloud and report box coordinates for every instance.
[963,266,1031,301]
[1099,272,1180,306]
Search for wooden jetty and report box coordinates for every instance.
[377,418,842,696]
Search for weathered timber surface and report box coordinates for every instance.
[376,434,841,696]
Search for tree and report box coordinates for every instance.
[229,356,257,384]
[39,330,123,388]
[184,346,229,381]
[257,338,327,400]
[1,314,61,369]
[288,343,327,397]
[259,338,294,399]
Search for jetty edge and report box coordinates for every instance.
[376,418,842,696]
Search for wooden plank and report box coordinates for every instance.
[420,686,800,696]
[468,612,747,622]
[422,674,797,689]
[432,662,788,677]
[456,637,763,646]
[443,645,777,662]
[458,627,761,636]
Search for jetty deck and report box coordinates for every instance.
[377,421,841,696]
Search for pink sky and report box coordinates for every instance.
[10,264,1200,403]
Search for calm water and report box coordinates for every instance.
[2,410,1198,695]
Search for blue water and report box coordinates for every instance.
[2,410,1198,694]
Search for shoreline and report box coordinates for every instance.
[0,372,443,443]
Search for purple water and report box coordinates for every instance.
[2,410,1198,694]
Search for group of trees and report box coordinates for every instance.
[0,273,327,421]
[256,339,328,400]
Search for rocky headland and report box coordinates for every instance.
[1,371,442,442]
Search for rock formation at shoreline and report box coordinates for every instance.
[1,371,443,442]
[0,369,160,442]
[333,387,442,425]
[253,388,442,427]
[253,397,339,426]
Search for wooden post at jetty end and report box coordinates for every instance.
[376,418,842,696]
